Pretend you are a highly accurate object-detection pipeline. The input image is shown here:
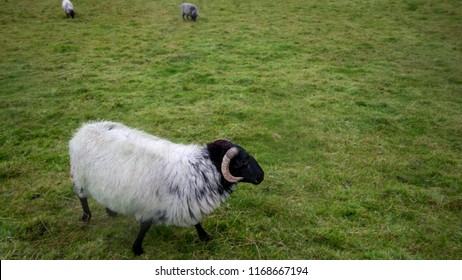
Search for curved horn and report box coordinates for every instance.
[221,147,244,183]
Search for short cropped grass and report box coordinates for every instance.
[1,0,461,259]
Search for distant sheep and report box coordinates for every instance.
[62,0,75,19]
[180,3,199,22]
[69,121,264,255]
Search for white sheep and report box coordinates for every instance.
[180,3,199,22]
[69,121,264,255]
[62,0,75,19]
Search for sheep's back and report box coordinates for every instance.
[62,0,73,11]
[180,3,198,15]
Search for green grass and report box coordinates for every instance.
[1,0,461,259]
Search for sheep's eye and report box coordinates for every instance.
[233,155,250,168]
[234,159,247,168]
[242,156,250,166]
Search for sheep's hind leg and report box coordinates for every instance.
[79,197,92,223]
[195,223,212,241]
[132,220,152,256]
[106,208,118,217]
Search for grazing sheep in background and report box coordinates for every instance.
[62,0,75,19]
[180,2,199,22]
[69,121,264,255]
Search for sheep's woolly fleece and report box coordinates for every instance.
[62,0,74,18]
[69,121,235,226]
[180,3,199,19]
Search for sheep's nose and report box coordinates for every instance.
[253,173,264,185]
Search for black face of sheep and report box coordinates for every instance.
[206,139,264,185]
[228,146,264,184]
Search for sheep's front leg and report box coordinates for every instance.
[79,197,92,223]
[132,220,152,256]
[195,223,212,241]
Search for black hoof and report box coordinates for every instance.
[133,245,144,256]
[81,212,91,223]
[199,234,212,242]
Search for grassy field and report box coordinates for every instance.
[1,0,461,259]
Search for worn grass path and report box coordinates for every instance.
[1,0,461,259]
